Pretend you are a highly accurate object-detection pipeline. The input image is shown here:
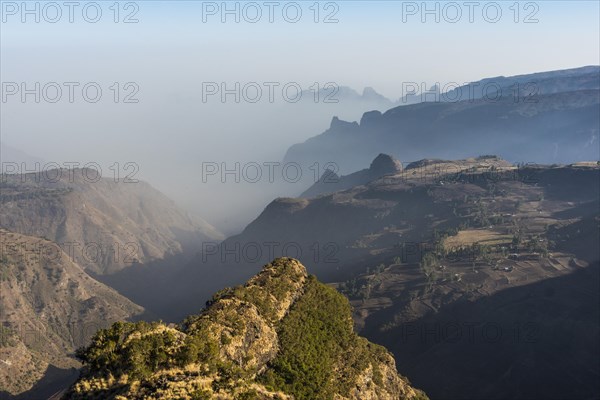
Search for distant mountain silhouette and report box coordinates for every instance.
[284,66,600,174]
[299,85,395,107]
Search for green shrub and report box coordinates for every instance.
[75,321,180,380]
[259,276,377,399]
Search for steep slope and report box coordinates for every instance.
[165,156,597,319]
[203,156,519,278]
[169,157,599,399]
[359,262,599,400]
[0,230,144,396]
[284,67,600,173]
[65,258,427,400]
[0,168,223,274]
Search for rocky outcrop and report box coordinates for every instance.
[301,153,402,198]
[369,154,403,176]
[65,258,427,399]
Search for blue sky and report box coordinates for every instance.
[2,1,599,97]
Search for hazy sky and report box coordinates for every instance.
[2,1,599,92]
[1,0,599,232]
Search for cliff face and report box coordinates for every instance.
[0,169,223,274]
[0,230,144,395]
[65,258,427,400]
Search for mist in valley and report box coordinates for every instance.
[1,2,600,399]
[3,1,599,235]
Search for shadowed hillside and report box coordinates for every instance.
[0,230,144,397]
[157,156,599,399]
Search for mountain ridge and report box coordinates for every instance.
[0,168,223,275]
[65,258,427,400]
[284,67,600,173]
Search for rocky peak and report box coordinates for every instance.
[362,86,378,96]
[65,258,427,400]
[320,168,341,182]
[330,116,360,131]
[300,154,403,198]
[361,87,393,105]
[369,153,403,176]
[360,110,383,127]
[362,86,381,99]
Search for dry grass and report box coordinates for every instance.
[443,229,512,250]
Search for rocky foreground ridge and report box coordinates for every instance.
[65,258,427,400]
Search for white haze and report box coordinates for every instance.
[1,1,599,234]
